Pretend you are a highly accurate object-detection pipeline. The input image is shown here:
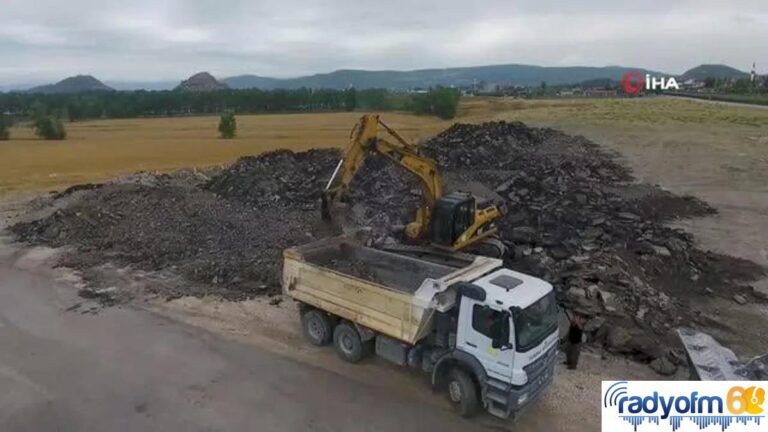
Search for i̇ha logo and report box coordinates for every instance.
[621,71,679,95]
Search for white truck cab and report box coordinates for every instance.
[450,269,559,418]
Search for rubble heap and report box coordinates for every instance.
[205,149,341,208]
[10,121,764,366]
[12,181,338,300]
[419,123,762,362]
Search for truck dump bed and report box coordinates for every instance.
[282,237,500,345]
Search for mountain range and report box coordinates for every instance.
[221,65,666,90]
[10,63,751,94]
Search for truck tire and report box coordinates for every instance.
[446,368,479,418]
[333,322,368,363]
[301,309,333,346]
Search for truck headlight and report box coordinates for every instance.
[518,393,529,405]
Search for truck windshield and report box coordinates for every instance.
[512,291,558,352]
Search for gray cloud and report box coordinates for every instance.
[1,0,766,83]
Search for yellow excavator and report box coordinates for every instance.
[321,114,505,256]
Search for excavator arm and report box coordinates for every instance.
[321,114,443,239]
[322,114,504,256]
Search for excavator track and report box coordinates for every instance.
[464,238,508,259]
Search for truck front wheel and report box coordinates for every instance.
[447,368,479,418]
[301,309,333,346]
[333,322,369,363]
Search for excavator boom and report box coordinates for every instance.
[321,114,503,255]
[322,114,442,239]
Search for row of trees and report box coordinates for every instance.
[0,87,461,141]
[0,87,460,122]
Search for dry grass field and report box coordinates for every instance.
[2,97,767,196]
[0,112,452,195]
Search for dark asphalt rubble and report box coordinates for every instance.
[420,122,762,367]
[9,121,764,368]
[204,149,341,209]
[12,181,338,300]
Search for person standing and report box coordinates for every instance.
[565,313,583,370]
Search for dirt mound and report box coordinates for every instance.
[9,121,764,366]
[205,149,341,208]
[12,183,338,300]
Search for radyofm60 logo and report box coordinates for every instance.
[602,381,767,432]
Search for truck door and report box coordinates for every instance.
[456,297,514,381]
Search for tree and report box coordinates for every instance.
[344,87,357,111]
[29,102,66,140]
[0,114,10,140]
[430,88,461,119]
[731,78,752,94]
[218,111,236,139]
[33,115,67,140]
[409,88,461,119]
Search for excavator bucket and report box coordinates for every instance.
[320,194,332,221]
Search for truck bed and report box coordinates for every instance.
[282,236,501,344]
[301,241,456,294]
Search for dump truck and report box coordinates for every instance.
[282,236,559,419]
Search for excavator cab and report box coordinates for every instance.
[430,192,475,246]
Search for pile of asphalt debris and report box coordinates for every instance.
[10,121,764,372]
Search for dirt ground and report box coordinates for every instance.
[0,231,659,432]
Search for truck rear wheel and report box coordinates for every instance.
[301,309,333,346]
[447,368,479,418]
[333,322,369,363]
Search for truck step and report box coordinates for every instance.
[486,402,509,419]
[486,389,510,405]
[486,378,511,392]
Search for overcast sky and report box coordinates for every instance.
[1,0,766,84]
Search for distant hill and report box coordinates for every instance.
[222,64,663,90]
[28,75,113,94]
[176,72,229,92]
[682,64,749,81]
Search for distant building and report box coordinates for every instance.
[680,79,706,90]
[584,89,617,98]
[478,82,499,94]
